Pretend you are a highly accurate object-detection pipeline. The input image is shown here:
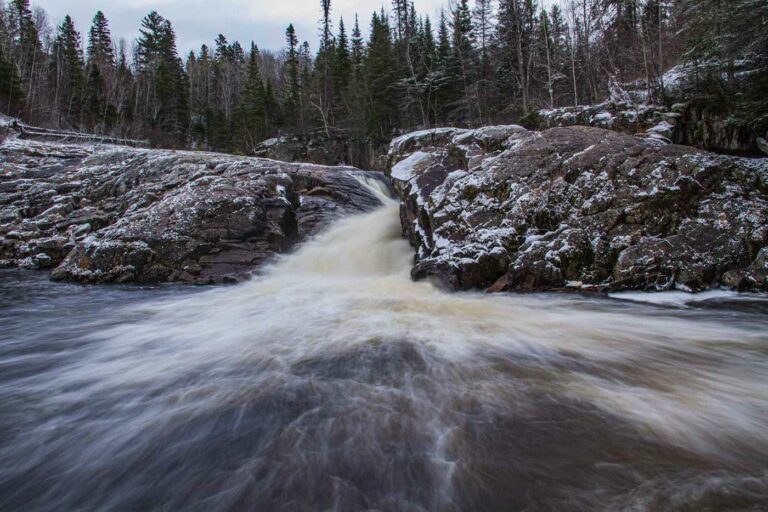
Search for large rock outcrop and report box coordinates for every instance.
[0,137,385,284]
[538,63,766,155]
[389,125,768,293]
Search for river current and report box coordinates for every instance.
[1,178,767,511]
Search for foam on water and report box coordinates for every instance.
[1,174,767,511]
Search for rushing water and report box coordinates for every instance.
[1,178,767,512]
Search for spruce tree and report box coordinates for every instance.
[433,10,461,123]
[364,11,398,142]
[136,12,189,145]
[235,42,266,150]
[299,41,314,130]
[333,17,351,126]
[87,11,114,68]
[83,61,105,130]
[53,15,85,127]
[345,15,367,143]
[350,15,365,73]
[0,44,24,116]
[473,0,495,122]
[451,0,476,125]
[85,11,115,132]
[263,78,282,134]
[283,24,301,131]
[317,0,334,128]
[11,0,41,119]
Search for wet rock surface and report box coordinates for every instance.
[389,125,768,292]
[0,137,384,284]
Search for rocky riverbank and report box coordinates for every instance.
[388,125,768,293]
[0,136,385,284]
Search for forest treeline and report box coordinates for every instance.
[0,0,766,157]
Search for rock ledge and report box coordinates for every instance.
[389,125,768,292]
[1,137,385,284]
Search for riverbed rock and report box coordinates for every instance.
[0,136,385,284]
[389,125,768,293]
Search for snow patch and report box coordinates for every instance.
[391,151,432,182]
[608,289,753,306]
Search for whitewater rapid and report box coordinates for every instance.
[1,175,767,511]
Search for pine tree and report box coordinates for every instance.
[234,42,267,150]
[451,0,476,125]
[283,24,301,131]
[85,11,115,132]
[392,0,409,42]
[473,0,495,122]
[263,78,282,134]
[603,0,641,80]
[350,15,365,73]
[83,61,104,130]
[496,0,533,112]
[114,45,134,130]
[136,11,189,145]
[433,10,461,123]
[345,15,367,142]
[10,0,41,119]
[333,17,351,125]
[299,41,314,129]
[87,11,114,68]
[316,0,334,129]
[52,15,85,127]
[0,44,24,116]
[364,11,398,141]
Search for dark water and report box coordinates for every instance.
[1,203,768,512]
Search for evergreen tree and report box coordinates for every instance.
[392,0,409,42]
[350,15,365,72]
[451,0,476,124]
[603,0,641,80]
[85,11,115,132]
[83,61,105,130]
[52,15,85,127]
[235,42,267,150]
[10,0,41,119]
[87,11,114,68]
[214,34,230,61]
[496,0,533,112]
[263,78,282,134]
[433,10,461,122]
[113,45,134,131]
[283,24,301,131]
[473,0,495,122]
[136,11,189,145]
[299,41,314,129]
[345,15,367,144]
[0,44,24,116]
[316,0,334,128]
[333,17,351,125]
[364,11,398,141]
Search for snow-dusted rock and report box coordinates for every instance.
[389,125,768,292]
[539,62,764,155]
[0,137,385,284]
[539,101,674,141]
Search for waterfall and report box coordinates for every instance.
[1,174,767,511]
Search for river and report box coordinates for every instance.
[1,179,767,511]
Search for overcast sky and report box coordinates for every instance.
[31,0,448,55]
